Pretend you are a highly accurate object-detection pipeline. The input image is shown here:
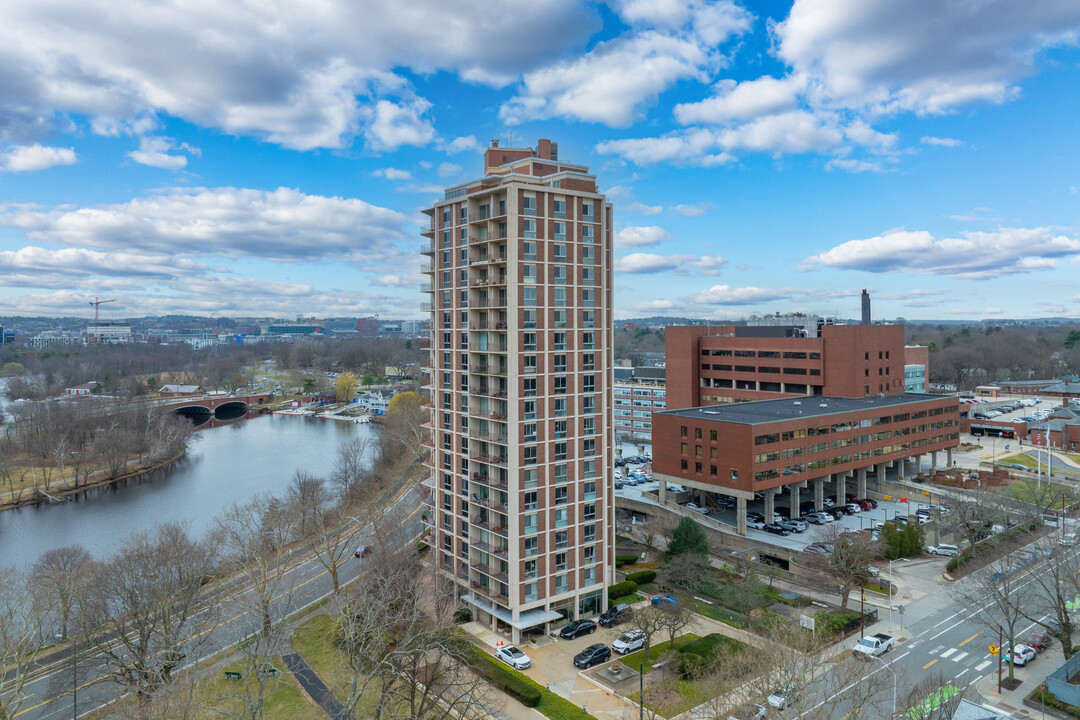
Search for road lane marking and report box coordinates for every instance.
[975,660,992,671]
[923,659,939,669]
[955,668,969,679]
[952,652,968,662]
[958,633,980,647]
[940,648,957,658]
[930,645,944,655]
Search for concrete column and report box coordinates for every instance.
[736,495,747,536]
[857,467,867,498]
[947,448,954,466]
[835,473,847,505]
[814,477,825,511]
[931,450,939,471]
[658,480,667,504]
[790,484,801,518]
[876,462,888,491]
[764,488,776,524]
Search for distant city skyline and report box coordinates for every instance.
[0,1,1077,321]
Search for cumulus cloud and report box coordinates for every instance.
[437,135,482,154]
[825,158,882,173]
[690,284,794,305]
[438,162,463,177]
[674,75,802,124]
[0,187,412,264]
[596,129,735,167]
[672,203,711,217]
[921,136,965,147]
[363,98,436,152]
[128,136,199,170]
[1,144,77,172]
[802,226,1080,279]
[0,0,598,149]
[625,202,663,215]
[615,252,725,274]
[373,167,412,181]
[615,226,670,248]
[0,246,208,288]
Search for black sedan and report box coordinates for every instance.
[763,523,792,536]
[573,643,611,668]
[560,619,597,639]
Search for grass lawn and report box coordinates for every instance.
[291,614,354,706]
[997,453,1039,470]
[1004,476,1073,507]
[616,633,700,673]
[629,677,723,718]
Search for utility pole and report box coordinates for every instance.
[998,627,1003,694]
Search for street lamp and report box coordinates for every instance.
[871,653,898,718]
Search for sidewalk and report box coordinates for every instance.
[973,644,1062,717]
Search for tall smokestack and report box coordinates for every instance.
[861,289,871,325]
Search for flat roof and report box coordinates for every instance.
[658,393,952,426]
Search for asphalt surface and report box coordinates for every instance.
[10,489,423,720]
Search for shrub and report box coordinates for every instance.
[945,551,971,573]
[609,594,641,608]
[607,580,638,599]
[678,633,729,659]
[615,554,638,567]
[814,610,860,636]
[676,633,735,679]
[469,648,541,707]
[453,607,472,624]
[625,569,657,585]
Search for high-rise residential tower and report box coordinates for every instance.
[420,139,615,641]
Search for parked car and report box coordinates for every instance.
[861,498,878,509]
[894,514,909,524]
[856,499,874,510]
[495,645,532,670]
[805,512,833,525]
[747,512,765,523]
[844,503,863,514]
[614,480,625,490]
[573,643,612,668]
[804,545,830,557]
[821,497,835,508]
[598,604,634,628]
[867,565,880,577]
[778,519,808,533]
[560,619,598,639]
[925,544,960,556]
[746,518,767,530]
[763,523,791,536]
[825,508,846,520]
[686,502,710,515]
[651,595,679,607]
[767,682,800,709]
[1025,632,1053,651]
[612,629,647,654]
[1002,644,1037,667]
[727,704,768,720]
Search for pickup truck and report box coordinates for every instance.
[852,633,894,658]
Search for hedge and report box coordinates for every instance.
[469,647,541,707]
[625,569,657,585]
[946,551,972,573]
[607,580,638,599]
[609,593,641,608]
[678,633,730,659]
[468,645,598,720]
[615,554,638,567]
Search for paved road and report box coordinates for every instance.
[11,489,423,720]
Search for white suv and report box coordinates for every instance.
[612,629,647,654]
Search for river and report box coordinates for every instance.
[0,413,376,570]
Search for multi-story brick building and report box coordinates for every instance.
[614,381,666,442]
[652,393,960,534]
[666,320,929,410]
[420,139,615,640]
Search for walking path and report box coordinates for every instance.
[281,653,349,720]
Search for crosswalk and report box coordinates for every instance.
[922,639,994,685]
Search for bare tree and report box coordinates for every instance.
[952,555,1031,682]
[305,503,364,594]
[0,567,48,720]
[81,523,213,702]
[285,471,331,539]
[814,524,873,608]
[664,552,709,592]
[330,437,372,505]
[634,605,672,661]
[657,602,693,646]
[333,546,490,720]
[27,545,93,639]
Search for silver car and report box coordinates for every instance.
[612,629,647,654]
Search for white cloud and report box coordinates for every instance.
[438,162,463,178]
[363,98,436,152]
[774,0,1080,117]
[675,75,803,124]
[1,144,78,172]
[0,187,412,264]
[802,226,1080,279]
[672,203,711,217]
[128,136,198,170]
[615,252,725,274]
[596,129,735,166]
[715,110,844,154]
[0,0,599,148]
[602,184,635,202]
[614,226,670,248]
[825,158,882,173]
[438,135,482,154]
[626,202,663,215]
[0,246,208,287]
[373,167,413,181]
[690,284,794,305]
[921,136,965,147]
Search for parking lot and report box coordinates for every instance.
[615,477,931,554]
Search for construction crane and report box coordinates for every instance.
[89,297,115,324]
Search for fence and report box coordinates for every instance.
[1046,652,1080,706]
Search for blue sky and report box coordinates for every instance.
[0,0,1078,322]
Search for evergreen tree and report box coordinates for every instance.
[666,517,709,559]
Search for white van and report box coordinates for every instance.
[1061,533,1079,547]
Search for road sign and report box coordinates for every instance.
[800,615,815,631]
[989,644,999,656]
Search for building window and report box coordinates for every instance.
[523,195,536,216]
[523,264,536,284]
[524,537,538,557]
[553,288,566,307]
[584,503,596,520]
[523,514,538,534]
[523,310,537,329]
[583,459,596,478]
[523,287,536,306]
[554,398,567,417]
[554,442,568,460]
[582,289,595,307]
[554,199,566,218]
[555,552,567,570]
[554,420,567,438]
[554,221,566,241]
[523,423,537,442]
[554,464,568,483]
[582,268,594,286]
[553,266,567,285]
[582,202,594,220]
[523,333,537,351]
[524,446,537,465]
[523,241,537,261]
[524,560,538,580]
[555,486,568,505]
[523,491,538,510]
[524,400,536,420]
[554,376,567,395]
[524,582,538,603]
[555,531,569,549]
[553,311,567,329]
[524,355,537,373]
[583,524,596,542]
[582,332,594,350]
